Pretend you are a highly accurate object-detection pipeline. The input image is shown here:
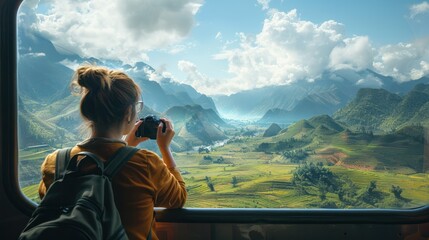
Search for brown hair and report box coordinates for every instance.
[71,65,141,132]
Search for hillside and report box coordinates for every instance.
[235,114,425,173]
[276,115,344,139]
[334,84,429,132]
[258,88,346,124]
[381,84,429,130]
[333,88,402,131]
[263,123,282,137]
[165,105,229,145]
[18,98,77,148]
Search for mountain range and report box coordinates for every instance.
[214,69,429,123]
[17,24,429,149]
[17,29,222,148]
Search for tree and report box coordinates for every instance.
[205,176,215,191]
[198,147,210,154]
[207,182,215,192]
[256,142,270,152]
[319,188,327,201]
[367,181,377,194]
[391,185,403,198]
[231,176,238,187]
[214,156,224,164]
[359,180,384,205]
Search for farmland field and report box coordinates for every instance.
[20,136,429,209]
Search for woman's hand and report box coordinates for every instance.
[156,118,175,151]
[156,118,177,168]
[124,120,148,147]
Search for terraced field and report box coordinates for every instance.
[18,128,429,209]
[177,151,429,208]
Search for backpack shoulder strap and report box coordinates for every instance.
[54,147,72,181]
[104,146,139,178]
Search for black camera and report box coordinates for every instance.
[135,115,166,139]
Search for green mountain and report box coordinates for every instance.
[334,84,429,132]
[333,88,402,131]
[381,84,429,130]
[278,115,344,138]
[18,98,77,148]
[33,95,81,133]
[263,123,282,137]
[164,105,228,145]
[278,119,314,139]
[308,115,345,132]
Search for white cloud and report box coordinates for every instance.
[373,39,429,81]
[168,45,187,54]
[178,60,207,84]
[329,36,375,71]
[25,52,46,57]
[213,9,349,92]
[356,76,383,88]
[59,58,80,70]
[257,0,271,10]
[22,3,429,95]
[205,9,429,94]
[177,60,227,94]
[143,65,173,82]
[30,0,202,64]
[410,1,429,18]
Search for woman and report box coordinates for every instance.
[38,65,187,240]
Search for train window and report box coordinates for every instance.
[17,0,429,209]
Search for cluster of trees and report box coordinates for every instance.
[202,175,239,192]
[292,162,406,208]
[198,147,210,154]
[256,138,308,153]
[282,149,309,163]
[200,155,227,165]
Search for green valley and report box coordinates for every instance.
[21,114,429,209]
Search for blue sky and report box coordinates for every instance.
[21,0,429,95]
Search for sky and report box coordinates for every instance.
[20,0,429,96]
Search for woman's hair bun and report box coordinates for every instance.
[76,66,111,92]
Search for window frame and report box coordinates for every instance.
[3,0,429,224]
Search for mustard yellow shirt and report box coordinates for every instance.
[38,138,187,240]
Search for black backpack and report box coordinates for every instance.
[19,146,140,240]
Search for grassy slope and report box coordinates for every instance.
[178,149,429,208]
[22,146,429,208]
[177,123,428,208]
[20,121,428,209]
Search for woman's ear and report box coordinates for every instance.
[125,105,133,124]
